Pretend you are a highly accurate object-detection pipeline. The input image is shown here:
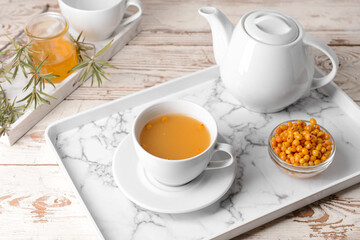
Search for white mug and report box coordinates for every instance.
[132,100,235,186]
[58,0,142,41]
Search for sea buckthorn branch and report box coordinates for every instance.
[69,35,117,87]
[0,33,115,137]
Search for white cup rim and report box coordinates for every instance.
[132,100,218,162]
[59,0,125,13]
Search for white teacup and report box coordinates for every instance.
[132,100,235,186]
[58,0,142,41]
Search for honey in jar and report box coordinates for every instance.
[25,12,78,83]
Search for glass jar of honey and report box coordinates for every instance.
[25,12,78,83]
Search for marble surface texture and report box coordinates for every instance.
[55,75,360,240]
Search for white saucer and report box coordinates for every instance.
[112,135,236,214]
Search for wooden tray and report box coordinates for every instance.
[1,18,141,145]
[46,66,360,240]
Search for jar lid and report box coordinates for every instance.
[244,10,299,45]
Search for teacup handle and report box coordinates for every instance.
[206,143,235,170]
[121,0,143,26]
[303,33,339,90]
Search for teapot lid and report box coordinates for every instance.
[244,10,299,45]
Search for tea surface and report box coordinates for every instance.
[139,114,211,160]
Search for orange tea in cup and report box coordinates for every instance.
[25,12,78,83]
[139,114,211,160]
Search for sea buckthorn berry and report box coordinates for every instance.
[287,121,293,127]
[310,118,317,125]
[304,155,310,161]
[324,134,331,140]
[276,128,282,134]
[302,148,309,155]
[326,145,332,151]
[309,161,314,166]
[312,150,320,157]
[296,145,302,152]
[302,130,309,136]
[314,160,321,165]
[282,142,290,148]
[162,116,168,122]
[295,134,303,140]
[303,162,309,166]
[280,124,287,130]
[325,140,333,146]
[297,120,302,125]
[317,131,324,137]
[275,147,281,155]
[316,144,322,151]
[305,125,313,132]
[276,135,282,143]
[321,147,326,153]
[292,139,300,146]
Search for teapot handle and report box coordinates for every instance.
[303,33,339,90]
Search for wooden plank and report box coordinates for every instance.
[1,0,360,47]
[68,45,360,103]
[0,166,97,239]
[233,182,360,239]
[1,0,360,239]
[129,30,360,46]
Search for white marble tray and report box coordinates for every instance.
[45,66,360,240]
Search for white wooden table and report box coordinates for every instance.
[1,0,360,239]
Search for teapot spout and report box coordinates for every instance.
[199,7,234,65]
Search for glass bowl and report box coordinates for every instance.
[268,120,336,178]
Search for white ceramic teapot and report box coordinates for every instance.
[199,7,338,113]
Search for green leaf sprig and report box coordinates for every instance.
[70,32,117,87]
[0,85,24,136]
[0,33,116,137]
